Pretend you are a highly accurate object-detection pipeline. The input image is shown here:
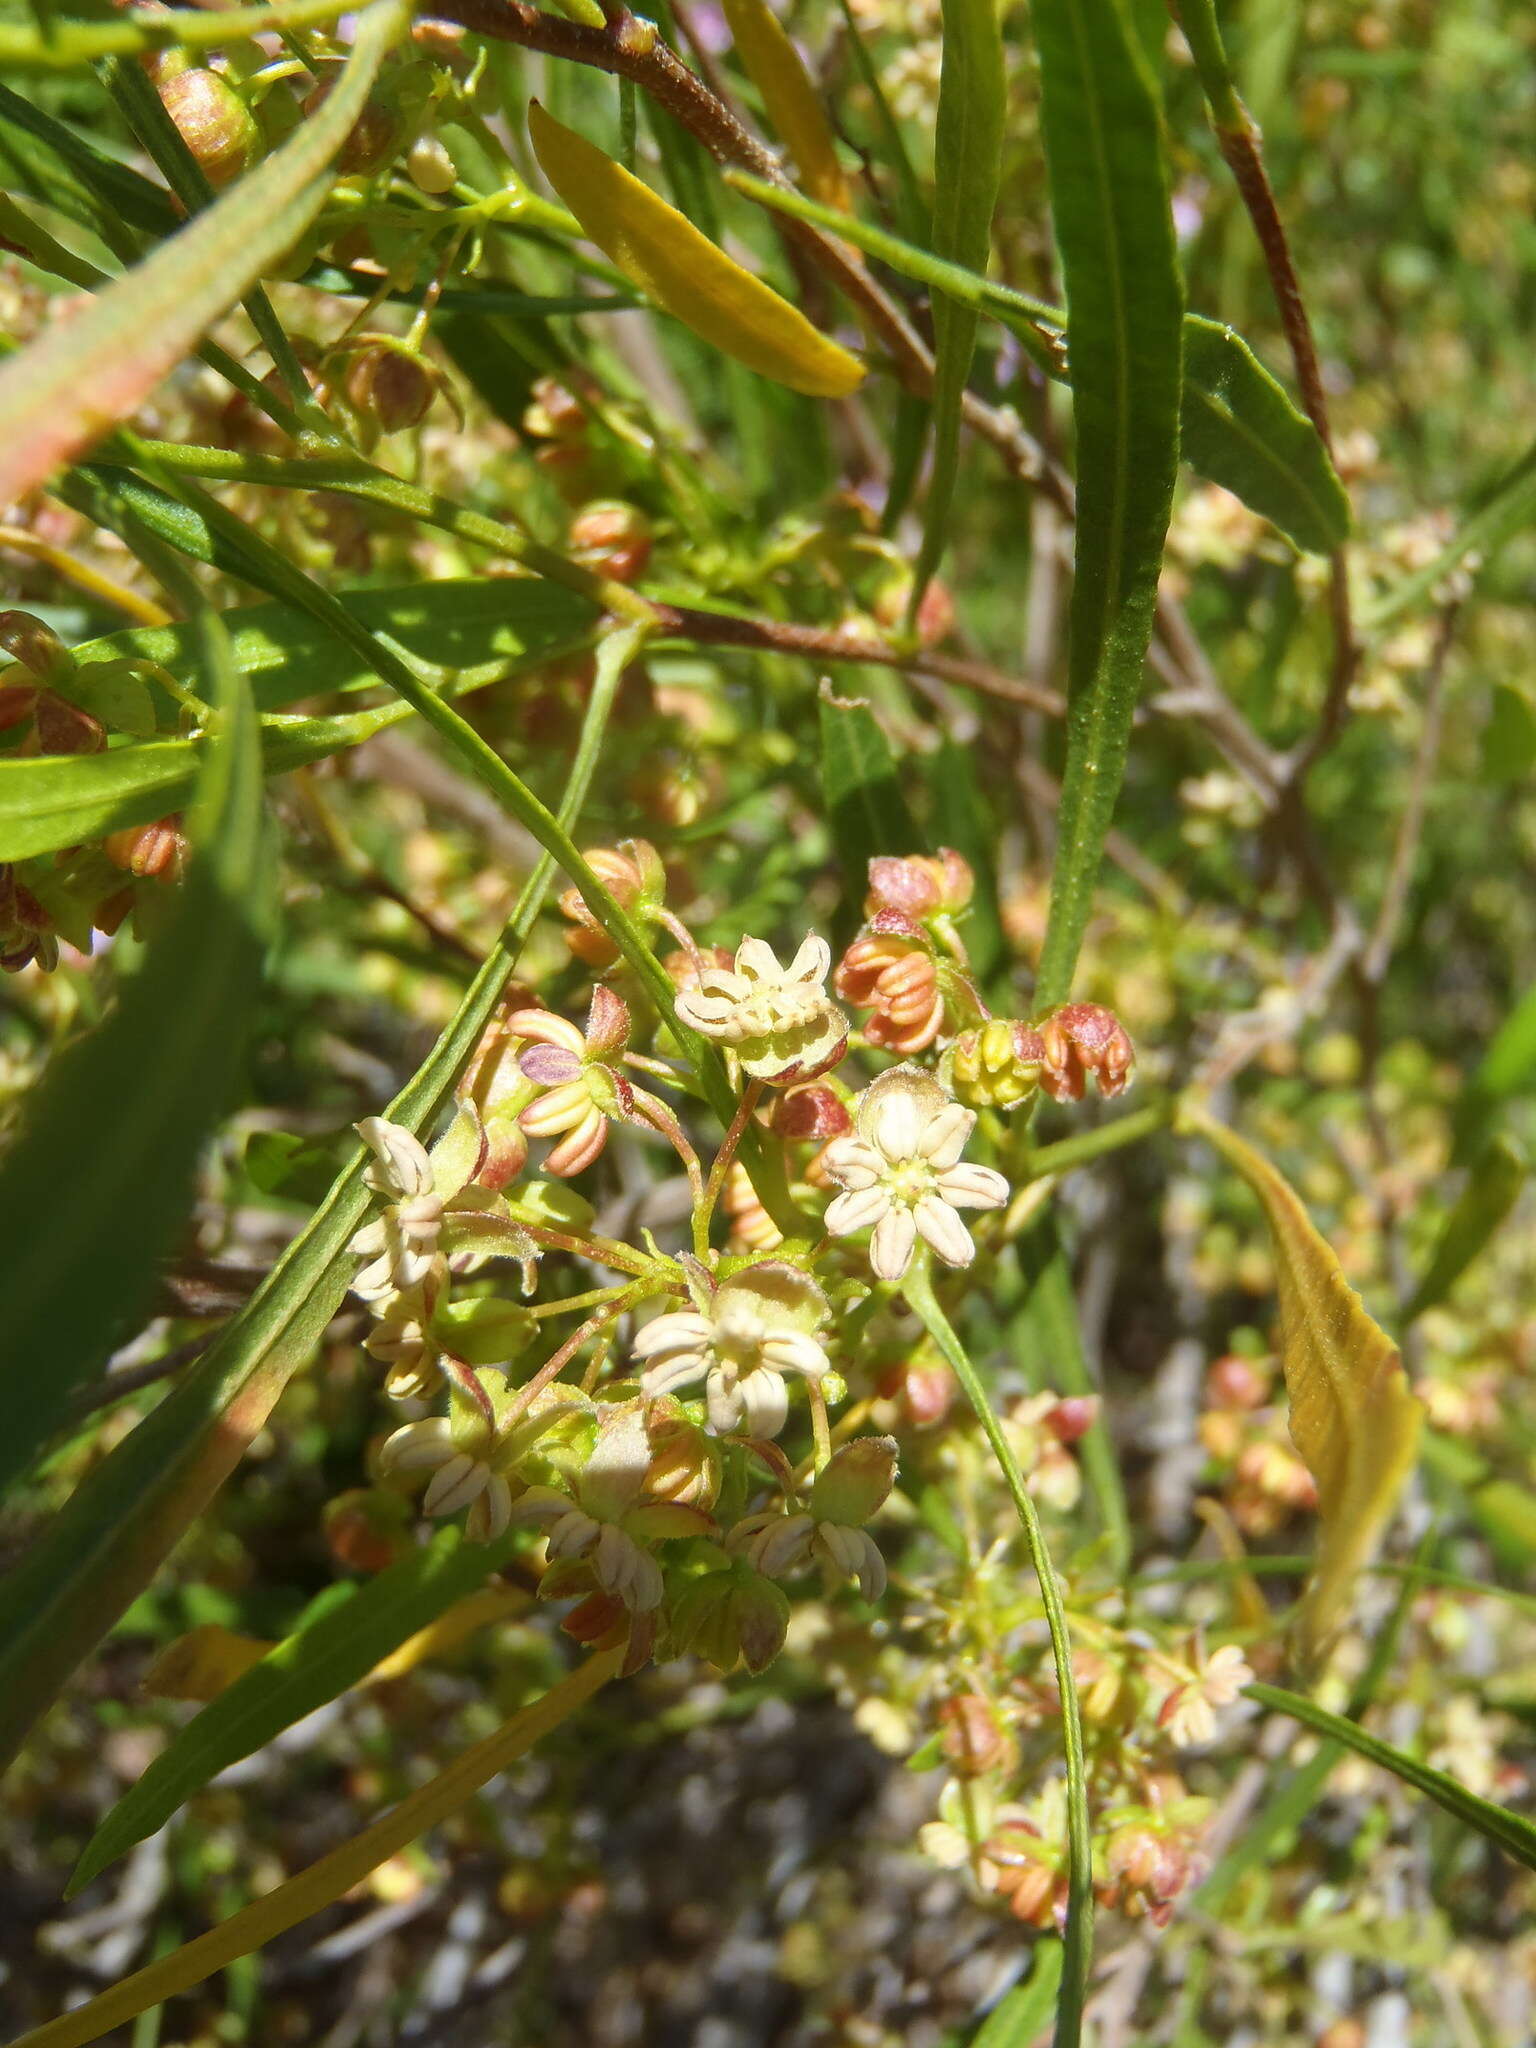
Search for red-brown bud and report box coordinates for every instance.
[157,68,261,187]
[1035,1003,1135,1102]
[302,81,401,175]
[104,814,186,880]
[770,1081,853,1143]
[341,341,439,434]
[872,574,956,648]
[835,927,944,1054]
[1205,1353,1269,1411]
[864,848,973,921]
[32,691,106,756]
[938,1694,1016,1778]
[568,500,652,583]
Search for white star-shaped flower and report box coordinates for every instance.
[674,934,846,1083]
[631,1264,831,1438]
[821,1066,1008,1282]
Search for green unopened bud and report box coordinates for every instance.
[670,1565,788,1675]
[507,1179,596,1232]
[809,1435,898,1527]
[158,68,261,187]
[432,1296,537,1367]
[951,1019,1045,1109]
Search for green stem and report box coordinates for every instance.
[1022,1098,1172,1179]
[901,1258,1093,2045]
[0,0,366,68]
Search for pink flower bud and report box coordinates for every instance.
[568,500,652,583]
[1035,1004,1135,1102]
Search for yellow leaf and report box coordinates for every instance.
[1181,1103,1423,1668]
[144,1625,273,1702]
[720,0,850,210]
[527,102,864,400]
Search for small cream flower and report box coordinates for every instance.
[632,1264,831,1438]
[511,987,632,1177]
[1158,1643,1253,1748]
[362,1297,440,1400]
[730,1436,897,1600]
[674,934,847,1082]
[349,1110,536,1308]
[821,1066,1008,1282]
[380,1378,587,1544]
[512,1406,713,1611]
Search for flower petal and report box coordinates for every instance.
[734,936,784,984]
[706,1367,746,1435]
[870,1204,917,1282]
[631,1310,711,1360]
[761,1331,830,1379]
[820,1137,884,1190]
[424,1455,489,1518]
[786,933,831,986]
[914,1192,975,1267]
[736,1366,789,1439]
[824,1185,892,1237]
[935,1162,1010,1210]
[869,1085,922,1163]
[917,1102,976,1169]
[640,1353,709,1399]
[357,1116,434,1198]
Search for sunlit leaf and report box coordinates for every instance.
[721,0,848,208]
[1028,0,1185,1007]
[1250,1680,1536,1872]
[1182,1104,1424,1666]
[971,1939,1064,2047]
[728,174,1344,556]
[0,0,406,503]
[0,579,596,861]
[0,607,274,1499]
[526,100,864,399]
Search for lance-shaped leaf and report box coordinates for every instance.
[1181,1104,1423,1666]
[0,607,274,1499]
[526,100,863,400]
[1028,0,1185,1007]
[0,579,596,861]
[911,0,1005,615]
[818,685,923,911]
[1249,1681,1536,1873]
[0,0,406,504]
[721,0,848,208]
[727,173,1348,555]
[70,1530,521,1893]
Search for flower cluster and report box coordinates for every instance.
[327,856,1159,1927]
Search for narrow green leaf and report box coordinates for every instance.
[0,0,364,70]
[1180,315,1349,554]
[912,0,1005,614]
[1404,1136,1527,1324]
[0,610,272,1496]
[927,737,1004,983]
[817,687,923,901]
[727,175,1342,554]
[0,77,178,238]
[1455,982,1536,1161]
[0,580,596,861]
[0,0,406,502]
[1249,1680,1536,1872]
[1365,432,1536,631]
[71,1529,513,1892]
[971,1940,1064,2047]
[0,643,627,1778]
[1031,0,1184,1007]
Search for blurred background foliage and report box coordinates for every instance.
[1,0,1535,2041]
